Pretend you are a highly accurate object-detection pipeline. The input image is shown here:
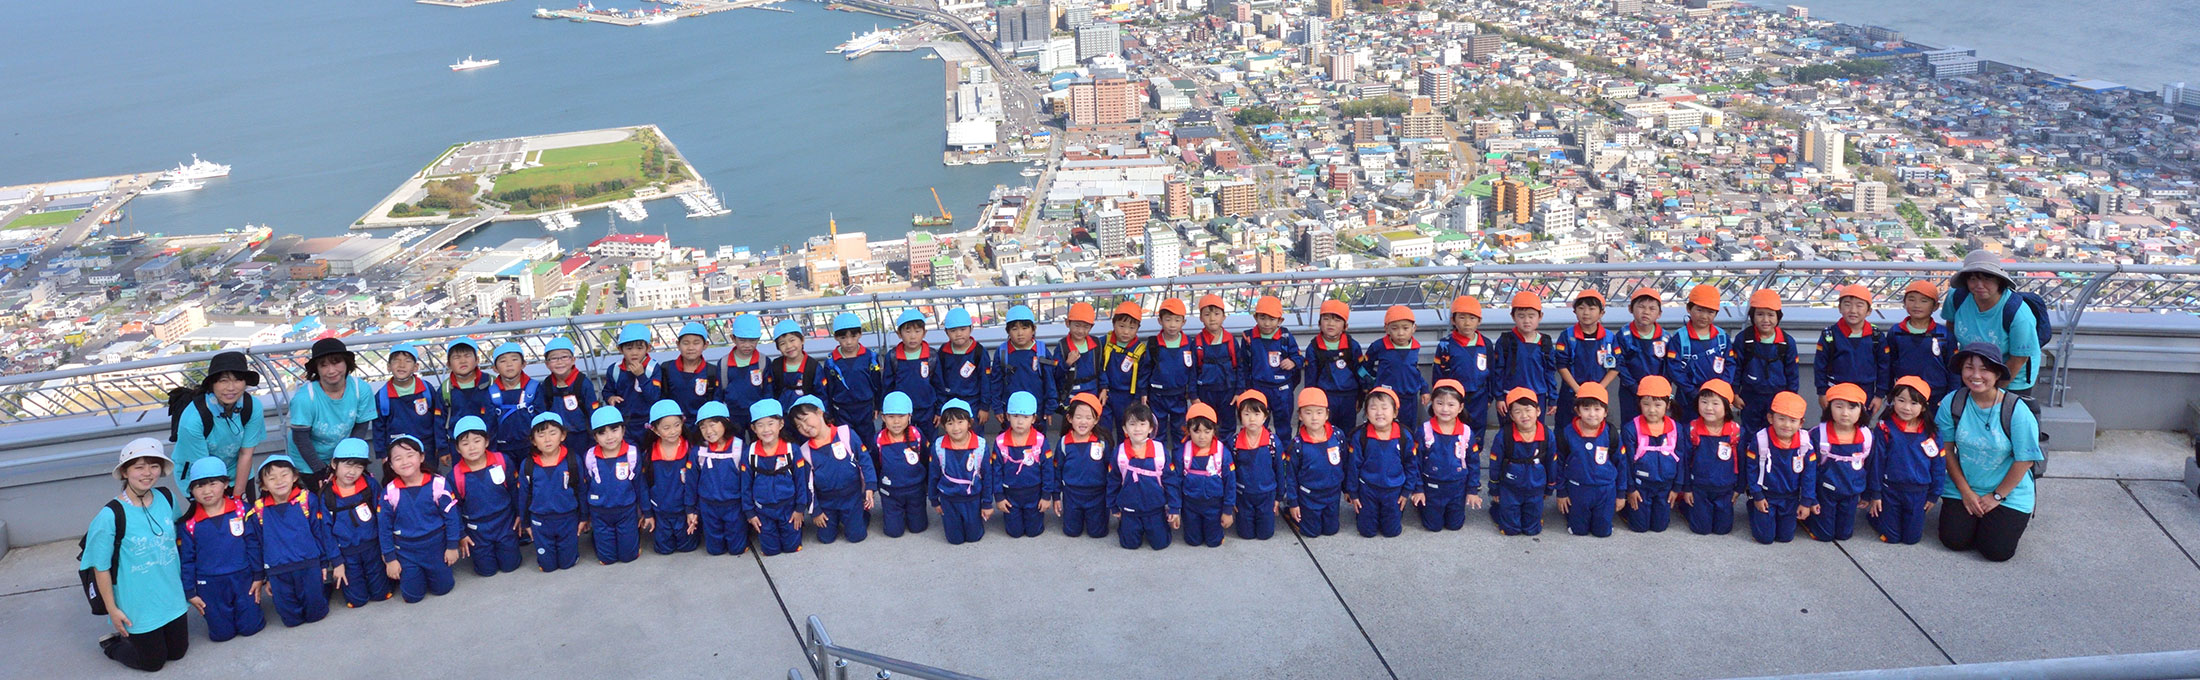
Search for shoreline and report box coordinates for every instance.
[1756,0,2184,89]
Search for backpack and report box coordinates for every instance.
[1944,288,2055,353]
[166,388,256,443]
[1949,391,2045,479]
[76,487,175,616]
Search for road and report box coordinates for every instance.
[5,173,158,291]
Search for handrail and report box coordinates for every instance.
[800,615,989,680]
[1730,648,2200,680]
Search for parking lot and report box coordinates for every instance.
[428,138,524,176]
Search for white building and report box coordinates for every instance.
[1376,230,1433,259]
[1144,224,1181,276]
[625,271,694,310]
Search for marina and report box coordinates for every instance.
[677,187,730,218]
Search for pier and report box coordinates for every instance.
[540,0,787,26]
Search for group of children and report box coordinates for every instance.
[174,282,1968,639]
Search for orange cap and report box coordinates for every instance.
[1504,387,1539,407]
[1112,301,1143,320]
[1320,299,1350,320]
[1769,391,1807,420]
[1893,375,1933,401]
[1157,298,1187,317]
[1254,296,1284,318]
[1364,386,1400,407]
[1067,302,1096,325]
[1450,295,1483,318]
[1636,375,1673,399]
[1748,289,1783,312]
[1186,402,1218,426]
[1573,381,1609,405]
[1901,280,1940,302]
[1431,378,1465,399]
[1630,287,1663,305]
[1232,389,1269,408]
[1572,288,1607,306]
[1296,387,1329,409]
[1686,284,1721,310]
[1698,378,1737,405]
[1837,284,1873,304]
[1823,382,1867,406]
[1384,305,1415,325]
[1067,392,1104,416]
[1197,294,1226,312]
[1510,291,1543,310]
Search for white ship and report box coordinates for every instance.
[837,26,894,59]
[140,180,205,195]
[611,198,648,222]
[539,213,580,232]
[450,56,500,71]
[158,154,230,182]
[678,191,729,218]
[641,10,676,24]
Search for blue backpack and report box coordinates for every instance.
[1943,288,2054,349]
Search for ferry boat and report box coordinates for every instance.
[837,26,893,59]
[158,154,230,182]
[141,180,205,196]
[641,10,677,24]
[534,7,559,17]
[450,56,500,71]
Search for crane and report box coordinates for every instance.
[912,187,953,227]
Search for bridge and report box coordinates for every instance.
[406,207,505,255]
[2,262,2197,678]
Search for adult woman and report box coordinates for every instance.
[1936,343,2044,562]
[79,438,191,671]
[171,351,264,487]
[287,337,375,487]
[1943,251,2043,398]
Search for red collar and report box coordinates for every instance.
[383,376,427,397]
[1199,328,1232,345]
[751,439,791,457]
[677,356,707,373]
[1062,335,1098,352]
[894,343,932,361]
[1571,421,1607,439]
[878,427,918,445]
[1427,418,1467,436]
[1064,431,1104,445]
[1235,427,1272,449]
[653,438,691,462]
[454,452,506,475]
[549,368,582,387]
[1900,318,1938,334]
[1511,422,1547,443]
[189,497,242,523]
[1298,423,1337,444]
[593,443,636,460]
[1630,322,1662,339]
[1107,334,1140,351]
[1890,417,1926,434]
[1835,319,1875,337]
[1634,416,1671,438]
[450,370,485,388]
[805,430,839,450]
[1823,425,1861,446]
[1690,420,1740,439]
[1314,334,1348,351]
[1362,422,1402,441]
[1184,439,1222,458]
[943,433,981,449]
[1768,430,1804,449]
[730,349,764,367]
[1686,324,1718,341]
[1152,332,1187,348]
[999,428,1041,448]
[1251,326,1287,340]
[496,374,531,390]
[1122,440,1160,459]
[703,439,735,453]
[1572,324,1606,341]
[1449,331,1483,347]
[943,339,979,355]
[780,353,809,371]
[1378,336,1421,351]
[831,346,869,361]
[330,478,370,497]
[1751,327,1788,344]
[1511,328,1541,344]
[389,472,437,490]
[535,447,569,467]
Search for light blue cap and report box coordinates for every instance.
[832,312,862,333]
[679,321,710,341]
[183,457,230,486]
[731,314,763,340]
[771,319,801,339]
[791,395,825,412]
[617,324,653,347]
[531,412,568,430]
[1006,305,1035,326]
[1006,391,1038,416]
[333,437,372,461]
[749,398,785,422]
[543,337,576,357]
[492,342,526,360]
[387,434,426,455]
[452,415,488,439]
[446,337,482,355]
[648,399,683,425]
[253,454,297,478]
[589,406,624,431]
[389,343,421,362]
[895,308,927,328]
[697,401,732,423]
[940,398,972,416]
[943,308,973,329]
[881,391,913,416]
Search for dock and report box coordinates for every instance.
[540,0,786,26]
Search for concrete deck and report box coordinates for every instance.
[4,439,2195,679]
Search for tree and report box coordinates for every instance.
[570,282,590,316]
[1233,106,1279,126]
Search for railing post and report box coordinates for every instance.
[807,615,833,679]
[249,352,295,412]
[2052,267,2119,408]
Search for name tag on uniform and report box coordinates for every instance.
[489,467,506,485]
[751,371,766,386]
[1327,446,1340,465]
[414,400,429,416]
[1267,351,1280,367]
[1717,442,1733,460]
[1851,456,1866,471]
[355,504,373,522]
[1334,358,1347,370]
[1921,439,1941,458]
[906,449,920,465]
[919,362,931,378]
[229,517,245,537]
[1477,354,1487,371]
[695,378,709,396]
[1791,455,1806,474]
[1712,357,1725,374]
[1119,357,1134,373]
[563,395,579,411]
[615,461,632,480]
[1089,444,1104,461]
[1652,340,1665,356]
[1594,446,1608,465]
[959,362,975,379]
[1931,338,1942,356]
[1600,352,1617,369]
[832,441,849,460]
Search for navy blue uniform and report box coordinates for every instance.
[1139,334,1199,450]
[935,341,991,418]
[1870,419,1946,544]
[1433,331,1495,429]
[693,439,750,555]
[442,371,493,446]
[1553,325,1619,427]
[484,376,539,462]
[826,347,884,458]
[1346,422,1420,538]
[1664,326,1736,425]
[1613,324,1669,423]
[377,474,461,602]
[1732,329,1799,432]
[451,452,521,576]
[1230,427,1285,539]
[246,488,335,627]
[1239,328,1301,435]
[1487,423,1556,536]
[1177,438,1236,547]
[178,498,265,641]
[995,429,1055,538]
[1303,335,1362,434]
[747,439,811,556]
[1493,330,1557,426]
[875,426,932,537]
[992,341,1057,423]
[1678,420,1746,535]
[1880,320,1957,413]
[581,443,647,564]
[533,371,601,457]
[1361,337,1428,427]
[1807,424,1877,542]
[374,378,445,468]
[1095,336,1146,433]
[1052,431,1112,538]
[603,361,662,446]
[931,434,995,545]
[1556,421,1628,537]
[880,345,941,440]
[322,477,387,607]
[767,353,830,403]
[517,449,586,571]
[801,425,876,545]
[721,351,771,440]
[643,441,699,554]
[1815,320,1883,404]
[1415,419,1480,532]
[1192,329,1243,433]
[1747,429,1818,544]
[1052,336,1104,413]
[652,357,719,423]
[1108,439,1179,550]
[1620,417,1683,533]
[1284,424,1349,537]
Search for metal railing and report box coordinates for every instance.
[794,615,988,680]
[5,261,2199,433]
[1732,648,2200,680]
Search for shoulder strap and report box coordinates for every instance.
[104,499,127,573]
[376,388,390,418]
[1998,392,2021,435]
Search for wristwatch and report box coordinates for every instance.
[1990,492,2006,502]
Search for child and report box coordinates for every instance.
[655,322,719,423]
[246,454,336,627]
[1614,288,1670,425]
[874,392,932,538]
[722,314,771,441]
[931,399,995,545]
[1493,292,1557,426]
[1052,392,1113,539]
[691,402,751,555]
[642,400,699,554]
[1348,387,1419,538]
[745,399,811,556]
[1554,290,1619,428]
[1415,379,1483,532]
[1817,286,1885,415]
[321,440,387,608]
[1230,390,1286,540]
[535,337,601,457]
[1555,382,1627,538]
[377,435,460,603]
[1620,376,1682,533]
[1869,376,1946,545]
[792,395,874,544]
[1487,389,1556,536]
[826,313,884,458]
[604,324,663,445]
[1052,303,1104,430]
[517,413,586,572]
[1665,285,1737,425]
[1239,296,1302,437]
[580,406,649,564]
[935,309,992,424]
[881,310,942,446]
[1363,306,1429,427]
[995,391,1054,538]
[1109,402,1179,550]
[1734,290,1799,433]
[1679,379,1746,536]
[1283,387,1348,538]
[1746,392,1818,544]
[442,338,493,448]
[176,458,265,641]
[485,342,539,464]
[768,319,829,402]
[1432,296,1494,436]
[993,306,1057,432]
[1095,301,1146,433]
[1807,383,1875,542]
[1879,281,1957,416]
[287,338,376,487]
[1177,402,1236,547]
[1141,298,1198,449]
[374,343,445,472]
[1303,300,1363,434]
[1192,296,1243,434]
[447,416,521,577]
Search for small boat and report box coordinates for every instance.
[641,11,676,24]
[141,180,205,195]
[451,56,500,71]
[1019,166,1041,177]
[534,7,558,18]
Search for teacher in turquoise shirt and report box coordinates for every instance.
[1935,343,2044,562]
[80,438,192,671]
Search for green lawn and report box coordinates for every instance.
[493,137,649,194]
[7,209,86,229]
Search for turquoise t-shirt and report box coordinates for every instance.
[1935,392,2044,513]
[1943,290,2043,391]
[77,491,186,635]
[172,393,266,474]
[287,376,377,473]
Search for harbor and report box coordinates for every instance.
[416,0,511,6]
[536,0,787,26]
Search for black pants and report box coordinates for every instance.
[1939,503,2031,562]
[102,614,188,672]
